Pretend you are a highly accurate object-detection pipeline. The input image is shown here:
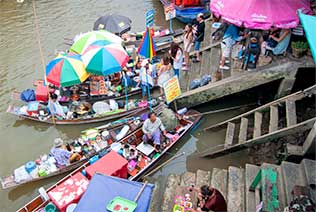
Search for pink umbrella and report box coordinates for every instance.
[211,0,311,29]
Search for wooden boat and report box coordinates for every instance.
[17,109,202,212]
[65,28,184,54]
[1,104,164,190]
[7,99,159,125]
[159,0,209,23]
[13,76,153,106]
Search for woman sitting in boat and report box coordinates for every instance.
[142,112,167,152]
[47,93,67,119]
[50,138,81,168]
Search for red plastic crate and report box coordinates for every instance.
[85,151,128,179]
[48,172,89,212]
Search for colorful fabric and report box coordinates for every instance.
[46,54,89,87]
[211,0,311,29]
[81,41,129,76]
[70,30,122,54]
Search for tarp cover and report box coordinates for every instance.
[299,12,316,63]
[74,173,154,212]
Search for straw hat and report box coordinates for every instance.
[54,138,63,148]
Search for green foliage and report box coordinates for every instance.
[291,41,309,50]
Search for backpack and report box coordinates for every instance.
[212,22,229,41]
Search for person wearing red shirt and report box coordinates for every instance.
[190,185,227,212]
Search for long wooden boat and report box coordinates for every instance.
[7,99,159,125]
[1,104,164,190]
[17,109,202,212]
[159,0,209,23]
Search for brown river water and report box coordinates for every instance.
[0,0,251,211]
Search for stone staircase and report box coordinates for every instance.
[149,159,316,212]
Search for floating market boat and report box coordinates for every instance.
[7,84,161,126]
[17,109,202,212]
[1,104,164,190]
[159,0,209,23]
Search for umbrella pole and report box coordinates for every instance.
[32,0,56,125]
[124,75,129,110]
[145,68,152,112]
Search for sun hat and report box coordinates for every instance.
[54,138,63,148]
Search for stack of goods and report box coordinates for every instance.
[13,155,58,183]
[90,76,107,96]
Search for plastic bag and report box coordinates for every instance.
[200,75,212,86]
[109,99,118,111]
[20,89,36,102]
[189,79,201,90]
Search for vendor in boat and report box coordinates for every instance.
[50,138,81,167]
[47,93,67,119]
[142,112,167,151]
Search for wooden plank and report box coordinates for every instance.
[225,122,235,148]
[189,42,220,56]
[200,117,316,158]
[245,164,260,212]
[227,167,245,212]
[211,168,228,200]
[204,88,306,131]
[253,112,263,138]
[203,84,316,131]
[285,99,297,126]
[239,117,248,144]
[269,105,279,133]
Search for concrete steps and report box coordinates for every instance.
[211,168,228,200]
[281,161,306,205]
[245,164,260,212]
[150,159,316,212]
[227,166,245,212]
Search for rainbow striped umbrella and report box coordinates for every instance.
[138,28,156,59]
[46,54,89,87]
[82,41,129,76]
[70,30,123,54]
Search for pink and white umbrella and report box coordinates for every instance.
[211,0,311,29]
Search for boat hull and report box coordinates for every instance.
[7,105,144,125]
